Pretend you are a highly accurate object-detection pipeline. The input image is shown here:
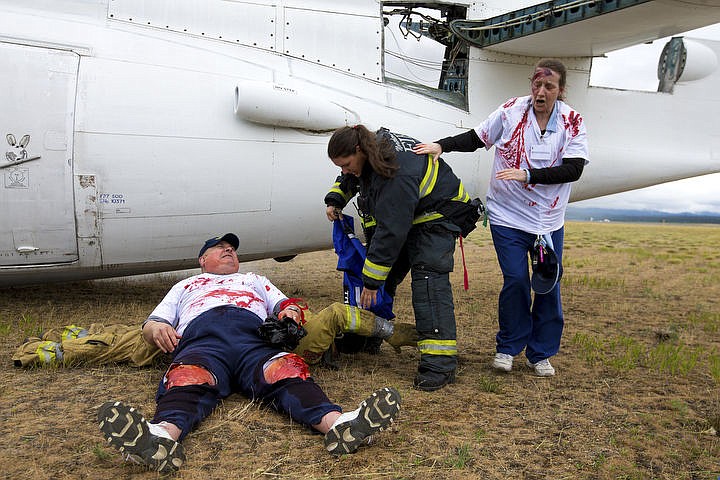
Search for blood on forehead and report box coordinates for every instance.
[532,68,554,82]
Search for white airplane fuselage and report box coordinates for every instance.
[2,0,719,286]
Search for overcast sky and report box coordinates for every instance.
[575,24,720,214]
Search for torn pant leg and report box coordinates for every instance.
[152,363,222,441]
[258,352,341,426]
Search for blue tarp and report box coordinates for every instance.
[332,215,395,320]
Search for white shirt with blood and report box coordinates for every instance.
[475,95,589,235]
[149,272,287,336]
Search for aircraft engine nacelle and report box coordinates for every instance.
[234,80,360,132]
[657,37,718,92]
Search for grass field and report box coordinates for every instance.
[1,221,719,479]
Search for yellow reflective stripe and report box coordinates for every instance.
[413,180,472,225]
[62,325,87,340]
[344,304,362,332]
[329,182,353,203]
[417,339,457,356]
[413,212,444,225]
[451,181,471,203]
[362,259,391,281]
[36,340,61,364]
[419,155,438,198]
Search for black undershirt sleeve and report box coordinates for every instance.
[528,157,585,184]
[435,129,585,184]
[436,129,485,153]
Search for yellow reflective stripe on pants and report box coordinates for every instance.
[418,339,457,356]
[62,325,88,341]
[343,304,362,332]
[362,259,391,281]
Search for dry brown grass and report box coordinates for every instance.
[1,221,719,479]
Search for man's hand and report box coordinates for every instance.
[326,205,343,222]
[142,320,181,353]
[279,306,303,325]
[257,313,307,351]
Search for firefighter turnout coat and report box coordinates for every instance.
[324,128,474,290]
[324,128,477,374]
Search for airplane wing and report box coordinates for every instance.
[451,0,720,57]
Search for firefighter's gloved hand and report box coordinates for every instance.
[258,314,307,352]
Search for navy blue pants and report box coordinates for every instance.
[490,224,564,363]
[152,306,340,440]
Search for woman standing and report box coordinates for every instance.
[413,58,589,377]
[325,125,481,391]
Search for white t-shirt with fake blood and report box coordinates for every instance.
[148,272,287,336]
[475,95,589,235]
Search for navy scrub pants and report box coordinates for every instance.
[490,224,564,364]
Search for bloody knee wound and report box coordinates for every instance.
[263,353,310,384]
[164,363,217,389]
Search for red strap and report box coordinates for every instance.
[278,297,308,325]
[460,236,469,291]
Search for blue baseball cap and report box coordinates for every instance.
[198,233,239,257]
[531,243,562,294]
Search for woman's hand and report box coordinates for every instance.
[496,168,528,183]
[412,142,442,161]
[326,205,343,222]
[359,287,378,309]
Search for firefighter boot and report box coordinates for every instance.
[337,315,393,355]
[384,323,418,353]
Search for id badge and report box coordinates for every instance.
[530,144,551,161]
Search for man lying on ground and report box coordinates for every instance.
[34,233,403,474]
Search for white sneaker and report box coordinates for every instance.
[492,353,513,372]
[527,358,556,377]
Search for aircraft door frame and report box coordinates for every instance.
[0,42,79,266]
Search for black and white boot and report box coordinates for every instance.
[97,401,185,474]
[324,387,401,455]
